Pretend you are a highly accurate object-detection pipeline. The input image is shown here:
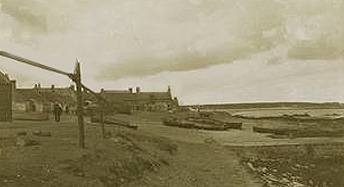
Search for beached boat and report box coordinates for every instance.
[163,116,242,131]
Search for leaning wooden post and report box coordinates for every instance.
[74,60,85,149]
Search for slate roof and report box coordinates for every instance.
[136,92,172,101]
[13,87,76,104]
[0,71,10,84]
[101,90,172,103]
[13,89,43,102]
[101,90,135,103]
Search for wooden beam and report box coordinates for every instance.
[0,50,73,77]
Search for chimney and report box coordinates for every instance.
[167,85,171,93]
[34,84,39,94]
[136,86,140,94]
[10,80,16,90]
[128,87,133,93]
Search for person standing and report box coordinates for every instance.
[53,103,62,122]
[65,104,69,115]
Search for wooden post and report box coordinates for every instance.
[100,101,105,139]
[75,61,85,149]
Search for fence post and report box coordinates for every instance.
[100,101,105,139]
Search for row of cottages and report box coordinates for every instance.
[0,71,12,121]
[12,83,77,114]
[100,86,179,112]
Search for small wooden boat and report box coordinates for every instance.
[163,117,242,131]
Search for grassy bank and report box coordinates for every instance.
[0,114,250,187]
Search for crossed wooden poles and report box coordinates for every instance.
[0,50,106,149]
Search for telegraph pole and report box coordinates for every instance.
[74,60,85,149]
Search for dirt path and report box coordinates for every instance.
[128,141,260,187]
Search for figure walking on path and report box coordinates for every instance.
[53,103,62,122]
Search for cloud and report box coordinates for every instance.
[98,42,252,80]
[285,1,344,60]
[96,0,289,79]
[177,59,344,104]
[1,0,49,38]
[0,0,343,82]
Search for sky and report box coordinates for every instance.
[0,0,343,105]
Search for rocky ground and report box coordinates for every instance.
[244,156,344,187]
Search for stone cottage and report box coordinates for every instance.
[12,83,77,114]
[100,86,179,112]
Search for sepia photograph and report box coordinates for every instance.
[0,0,343,186]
